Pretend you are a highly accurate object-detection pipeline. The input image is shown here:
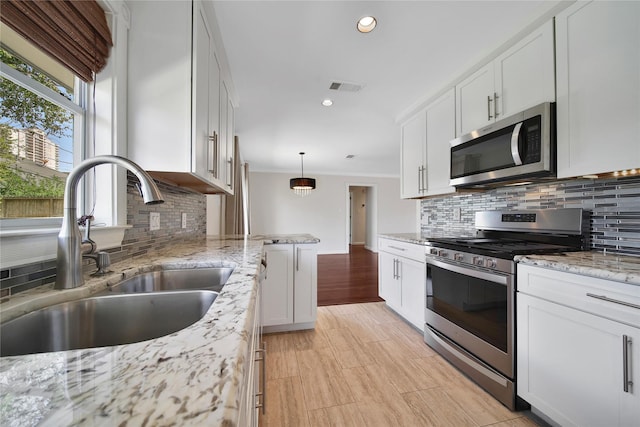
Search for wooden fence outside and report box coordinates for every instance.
[0,197,64,218]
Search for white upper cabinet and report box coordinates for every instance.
[128,0,234,194]
[556,1,640,178]
[400,111,427,199]
[456,20,555,135]
[400,89,456,199]
[425,89,456,197]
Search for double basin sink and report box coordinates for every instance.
[1,267,235,357]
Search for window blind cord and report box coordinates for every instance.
[87,30,98,220]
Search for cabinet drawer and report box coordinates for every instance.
[379,238,426,262]
[518,264,640,327]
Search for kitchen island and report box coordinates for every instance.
[0,234,317,427]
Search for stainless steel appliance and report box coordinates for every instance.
[450,102,555,188]
[424,208,587,410]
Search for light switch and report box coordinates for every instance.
[150,212,160,231]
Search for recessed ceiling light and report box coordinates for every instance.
[357,16,377,33]
[321,99,333,107]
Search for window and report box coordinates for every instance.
[0,1,130,270]
[1,25,85,219]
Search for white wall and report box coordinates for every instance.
[249,172,418,254]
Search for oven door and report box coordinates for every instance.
[425,257,514,378]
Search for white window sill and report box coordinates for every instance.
[0,224,131,269]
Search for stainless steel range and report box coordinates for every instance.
[424,208,588,410]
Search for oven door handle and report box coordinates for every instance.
[427,258,509,285]
[510,122,524,166]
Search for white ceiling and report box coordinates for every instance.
[212,0,563,177]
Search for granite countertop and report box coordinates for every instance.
[516,251,640,287]
[0,234,318,426]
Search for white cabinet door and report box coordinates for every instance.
[293,244,317,324]
[425,89,456,196]
[556,1,640,178]
[398,256,426,330]
[193,3,214,181]
[494,19,555,119]
[456,62,495,135]
[518,293,640,427]
[378,251,401,311]
[261,244,294,326]
[456,20,555,136]
[400,111,427,199]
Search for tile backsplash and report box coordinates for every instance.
[1,177,206,297]
[421,176,640,257]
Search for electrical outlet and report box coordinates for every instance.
[150,212,160,231]
[453,207,461,221]
[181,213,187,229]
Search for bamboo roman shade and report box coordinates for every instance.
[0,0,113,82]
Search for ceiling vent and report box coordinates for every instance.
[329,81,363,92]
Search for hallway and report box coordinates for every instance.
[317,245,383,306]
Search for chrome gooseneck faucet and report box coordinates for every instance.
[55,155,164,290]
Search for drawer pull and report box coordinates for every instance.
[586,293,640,310]
[388,245,407,252]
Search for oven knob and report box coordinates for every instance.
[487,259,497,268]
[438,250,449,258]
[429,248,438,255]
[454,253,464,261]
[473,256,485,267]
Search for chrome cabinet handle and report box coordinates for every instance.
[421,165,427,193]
[208,131,218,176]
[296,247,300,271]
[392,258,397,279]
[510,122,524,165]
[623,335,632,393]
[586,293,640,310]
[227,157,233,187]
[493,92,499,118]
[255,342,267,413]
[388,245,407,252]
[487,95,493,120]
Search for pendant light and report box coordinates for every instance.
[290,152,316,197]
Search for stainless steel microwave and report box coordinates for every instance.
[450,102,555,188]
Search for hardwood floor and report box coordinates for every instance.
[317,245,383,306]
[262,302,540,427]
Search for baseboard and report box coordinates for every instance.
[263,321,315,334]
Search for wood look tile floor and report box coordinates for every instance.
[262,302,539,427]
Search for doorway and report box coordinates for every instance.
[346,184,376,252]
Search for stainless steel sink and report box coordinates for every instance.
[101,267,235,294]
[0,290,217,357]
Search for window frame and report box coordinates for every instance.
[0,0,130,269]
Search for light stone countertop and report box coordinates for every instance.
[0,234,318,427]
[515,251,640,287]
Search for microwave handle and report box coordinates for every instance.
[510,122,524,165]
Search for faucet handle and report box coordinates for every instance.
[79,215,97,254]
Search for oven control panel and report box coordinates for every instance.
[426,245,514,274]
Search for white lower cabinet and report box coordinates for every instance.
[517,265,640,427]
[238,280,265,426]
[262,243,317,332]
[378,238,426,330]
